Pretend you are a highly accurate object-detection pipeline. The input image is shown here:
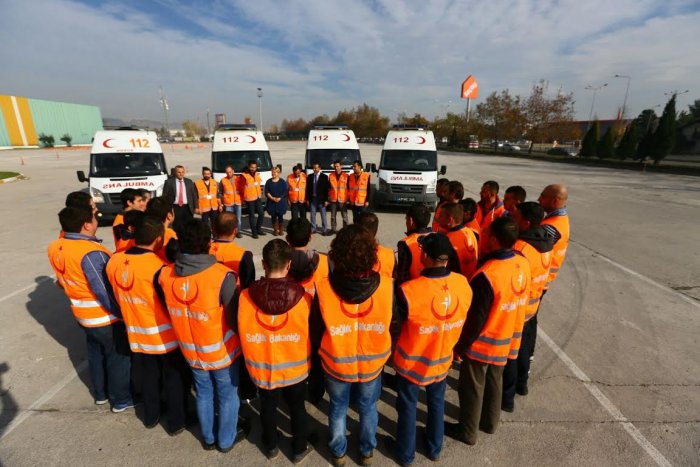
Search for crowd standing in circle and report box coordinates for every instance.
[47,174,570,466]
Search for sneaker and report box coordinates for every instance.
[94,399,108,405]
[516,384,529,396]
[360,450,373,466]
[331,454,346,466]
[529,355,535,362]
[111,401,135,413]
[444,422,476,445]
[292,444,313,464]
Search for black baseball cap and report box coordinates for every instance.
[418,232,453,260]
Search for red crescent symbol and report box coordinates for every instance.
[51,249,66,275]
[171,278,199,305]
[102,138,114,148]
[254,310,289,332]
[113,266,135,291]
[430,291,460,321]
[511,265,527,295]
[417,136,426,144]
[340,297,374,319]
[341,133,351,142]
[247,135,256,143]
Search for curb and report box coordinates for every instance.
[0,173,26,184]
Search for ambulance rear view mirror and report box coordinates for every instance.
[440,165,447,175]
[367,163,377,173]
[77,170,88,183]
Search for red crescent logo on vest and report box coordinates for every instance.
[51,246,66,274]
[511,264,527,295]
[341,133,351,142]
[541,251,552,268]
[430,285,460,321]
[171,278,199,305]
[254,310,289,331]
[247,135,256,143]
[114,260,135,291]
[340,297,374,319]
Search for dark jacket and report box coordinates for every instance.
[306,172,329,204]
[288,249,325,284]
[247,277,306,315]
[519,226,555,254]
[162,176,197,215]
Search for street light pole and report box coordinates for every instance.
[585,83,608,126]
[206,108,211,136]
[257,87,264,133]
[614,74,631,119]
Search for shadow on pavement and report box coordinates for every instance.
[0,361,18,437]
[25,275,90,390]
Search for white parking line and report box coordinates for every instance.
[538,329,672,467]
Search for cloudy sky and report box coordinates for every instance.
[1,0,698,127]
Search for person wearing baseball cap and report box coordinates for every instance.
[390,232,472,465]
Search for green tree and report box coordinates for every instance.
[38,133,55,147]
[636,126,655,160]
[60,134,72,147]
[597,126,615,159]
[676,98,700,126]
[182,120,206,138]
[580,121,599,158]
[615,123,638,160]
[523,80,576,151]
[650,94,677,164]
[474,90,526,144]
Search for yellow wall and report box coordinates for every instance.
[0,95,38,146]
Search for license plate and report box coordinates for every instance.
[396,197,412,202]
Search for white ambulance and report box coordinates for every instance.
[304,125,362,174]
[77,128,168,220]
[211,124,273,187]
[372,125,446,209]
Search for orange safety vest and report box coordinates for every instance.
[297,253,329,297]
[195,179,220,212]
[221,175,242,206]
[394,272,472,385]
[328,171,348,203]
[317,275,392,382]
[242,172,262,202]
[112,213,129,251]
[373,244,395,278]
[159,263,241,370]
[106,251,178,354]
[446,226,479,279]
[209,240,245,287]
[475,200,505,231]
[541,213,570,286]
[465,218,481,237]
[513,239,552,321]
[238,290,312,390]
[287,173,307,203]
[400,231,430,280]
[47,238,119,328]
[155,227,178,264]
[464,253,531,365]
[114,236,135,254]
[348,172,370,206]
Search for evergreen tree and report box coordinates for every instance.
[636,126,655,160]
[597,126,615,159]
[650,94,677,164]
[615,123,638,160]
[580,120,599,158]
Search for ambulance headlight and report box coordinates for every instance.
[426,180,437,194]
[378,178,389,192]
[90,187,105,203]
[156,185,164,196]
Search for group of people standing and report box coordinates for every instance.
[47,174,569,466]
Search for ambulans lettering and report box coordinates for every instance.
[102,181,156,189]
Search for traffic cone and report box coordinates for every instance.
[20,156,25,166]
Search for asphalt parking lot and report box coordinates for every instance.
[0,142,698,466]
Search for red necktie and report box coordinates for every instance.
[178,180,184,207]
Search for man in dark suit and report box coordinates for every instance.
[306,162,330,235]
[162,165,197,236]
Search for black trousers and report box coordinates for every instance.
[502,318,537,406]
[290,202,307,220]
[201,209,219,237]
[245,199,264,234]
[171,205,193,237]
[530,289,546,357]
[258,381,308,454]
[134,349,191,431]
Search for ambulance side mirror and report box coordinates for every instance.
[77,170,88,183]
[367,163,377,173]
[440,165,447,175]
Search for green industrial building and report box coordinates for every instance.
[0,95,103,148]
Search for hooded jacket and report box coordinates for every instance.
[518,225,555,254]
[288,249,323,284]
[247,277,306,315]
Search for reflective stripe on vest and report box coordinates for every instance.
[393,272,471,386]
[238,289,312,390]
[446,226,479,279]
[317,275,392,383]
[287,174,307,203]
[514,239,552,321]
[348,172,369,206]
[106,250,179,354]
[541,214,570,285]
[159,263,241,370]
[465,254,530,366]
[195,179,219,212]
[328,172,348,203]
[221,176,242,206]
[242,172,262,201]
[47,238,119,328]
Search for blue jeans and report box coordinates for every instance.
[83,322,132,405]
[325,373,382,457]
[396,375,447,464]
[191,359,240,449]
[224,204,242,224]
[309,200,327,232]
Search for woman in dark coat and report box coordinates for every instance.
[265,165,288,235]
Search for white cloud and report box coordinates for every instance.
[0,0,697,125]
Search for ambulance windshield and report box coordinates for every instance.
[380,150,437,171]
[306,149,361,170]
[212,151,273,173]
[90,153,166,177]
